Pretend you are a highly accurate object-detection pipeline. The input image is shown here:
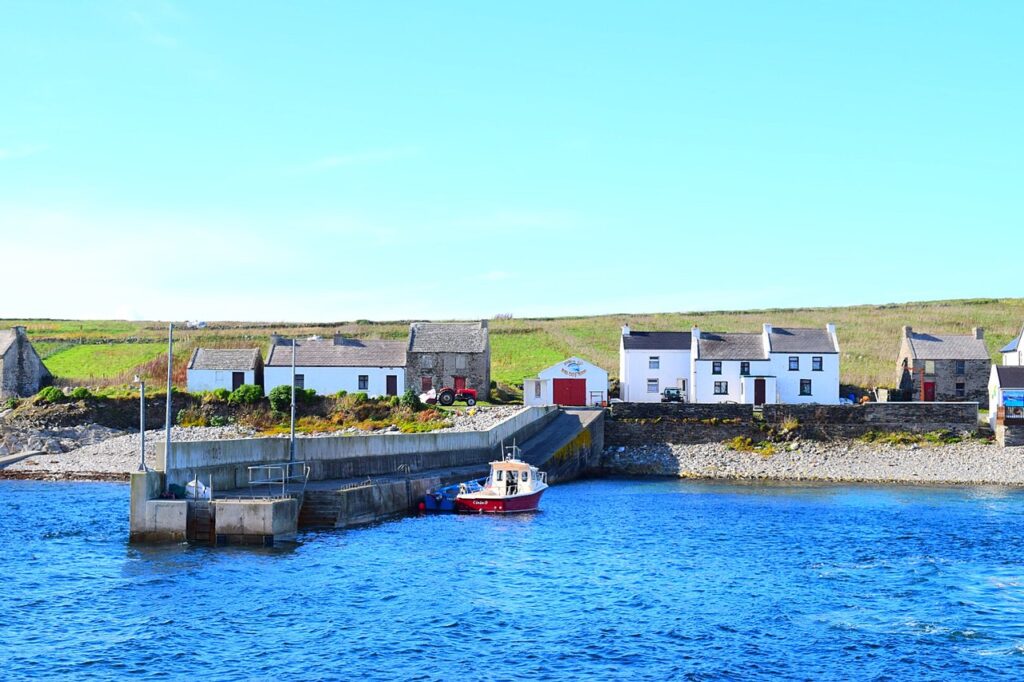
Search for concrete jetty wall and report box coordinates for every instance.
[157,406,558,490]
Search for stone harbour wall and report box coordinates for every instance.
[605,403,758,446]
[763,402,978,438]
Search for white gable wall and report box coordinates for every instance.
[187,369,256,393]
[527,357,608,406]
[620,348,690,402]
[264,365,405,397]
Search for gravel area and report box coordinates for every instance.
[0,407,528,480]
[603,441,1024,486]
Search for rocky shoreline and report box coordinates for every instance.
[602,440,1024,486]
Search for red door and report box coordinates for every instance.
[553,378,586,406]
[923,382,936,401]
[454,376,466,391]
[754,378,766,405]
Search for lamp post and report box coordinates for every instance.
[134,375,147,472]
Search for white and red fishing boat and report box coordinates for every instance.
[454,444,548,513]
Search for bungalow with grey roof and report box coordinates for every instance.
[264,333,406,398]
[896,326,990,407]
[186,348,264,393]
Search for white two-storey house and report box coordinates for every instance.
[691,324,841,405]
[618,325,692,402]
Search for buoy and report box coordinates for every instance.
[418,502,425,511]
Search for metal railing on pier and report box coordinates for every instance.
[247,461,311,499]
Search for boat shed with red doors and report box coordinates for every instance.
[523,357,608,407]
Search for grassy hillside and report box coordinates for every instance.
[5,297,1023,390]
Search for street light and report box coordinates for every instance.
[133,374,148,472]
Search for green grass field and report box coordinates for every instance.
[8,297,1024,390]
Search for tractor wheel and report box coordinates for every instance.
[438,390,455,406]
[465,398,476,406]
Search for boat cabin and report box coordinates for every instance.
[488,459,545,496]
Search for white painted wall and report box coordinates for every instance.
[767,353,841,404]
[187,369,256,393]
[264,365,405,397]
[620,346,691,402]
[523,378,552,406]
[1003,350,1023,366]
[692,359,773,404]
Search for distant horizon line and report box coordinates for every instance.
[2,296,1018,326]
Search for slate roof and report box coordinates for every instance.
[995,366,1024,389]
[0,329,15,357]
[697,333,767,360]
[266,338,407,368]
[622,331,692,351]
[408,322,487,354]
[906,332,990,361]
[768,327,838,354]
[1000,325,1024,353]
[188,348,261,371]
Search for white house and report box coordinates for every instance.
[524,357,608,407]
[691,324,841,405]
[186,348,264,393]
[989,365,1024,429]
[264,334,406,398]
[618,325,693,402]
[1001,324,1024,366]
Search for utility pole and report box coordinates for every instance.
[290,338,296,463]
[165,323,174,468]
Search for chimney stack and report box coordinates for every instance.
[974,327,984,340]
[270,332,282,346]
[691,325,700,340]
[480,319,489,329]
[762,323,773,336]
[903,325,913,338]
[333,332,345,345]
[621,324,630,337]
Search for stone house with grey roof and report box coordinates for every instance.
[0,326,51,399]
[264,333,407,398]
[186,348,264,393]
[692,323,841,404]
[406,321,490,397]
[897,326,990,407]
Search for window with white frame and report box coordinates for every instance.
[423,355,434,368]
[740,362,750,376]
[714,381,728,395]
[812,356,823,371]
[789,356,799,371]
[294,374,305,390]
[955,360,965,375]
[955,382,966,398]
[358,375,368,391]
[924,360,935,375]
[649,356,660,370]
[455,355,467,370]
[800,379,812,395]
[647,379,659,394]
[712,361,722,375]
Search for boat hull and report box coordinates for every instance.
[455,488,545,513]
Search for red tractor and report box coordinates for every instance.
[435,387,478,406]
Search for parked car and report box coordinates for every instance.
[661,387,685,403]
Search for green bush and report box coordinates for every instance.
[388,395,401,407]
[400,388,422,411]
[69,387,92,400]
[3,397,20,410]
[228,384,263,406]
[334,390,348,399]
[352,392,368,405]
[268,385,293,412]
[300,388,317,404]
[36,386,65,404]
[176,407,208,427]
[209,415,230,427]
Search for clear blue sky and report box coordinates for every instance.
[2,2,1020,321]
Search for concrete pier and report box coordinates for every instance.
[130,406,603,545]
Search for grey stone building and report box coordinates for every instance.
[896,326,991,408]
[406,321,490,396]
[0,327,52,399]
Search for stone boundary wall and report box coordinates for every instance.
[763,403,979,439]
[605,403,758,446]
[158,406,558,490]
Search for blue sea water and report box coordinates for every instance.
[3,478,1024,681]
